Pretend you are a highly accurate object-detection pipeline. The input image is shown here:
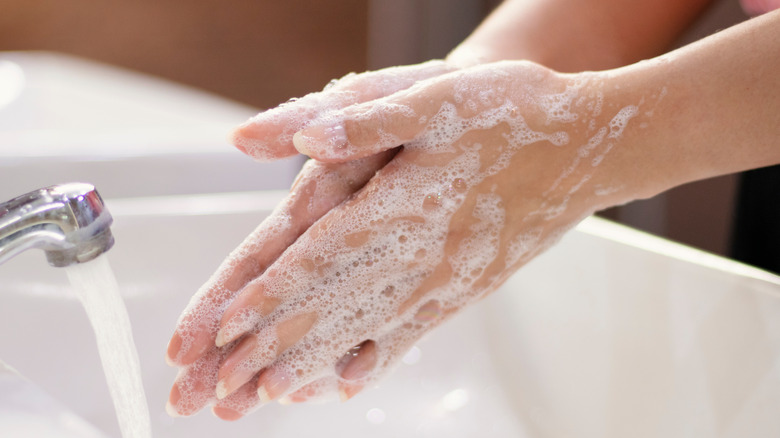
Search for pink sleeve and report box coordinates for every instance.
[740,0,780,15]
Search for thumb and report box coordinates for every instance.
[292,79,448,163]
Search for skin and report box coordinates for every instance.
[166,2,780,420]
[446,0,712,70]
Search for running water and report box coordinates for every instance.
[65,255,152,438]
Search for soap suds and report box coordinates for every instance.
[171,65,651,415]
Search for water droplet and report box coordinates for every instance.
[381,285,396,297]
[366,408,386,424]
[442,389,469,411]
[422,193,442,211]
[451,178,467,193]
[414,300,442,322]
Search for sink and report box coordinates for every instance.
[1,51,780,438]
[486,219,780,437]
[1,195,779,437]
[0,191,527,437]
[0,359,108,438]
[0,51,302,200]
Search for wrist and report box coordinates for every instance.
[572,60,702,208]
[445,44,497,69]
[589,12,780,205]
[512,65,675,215]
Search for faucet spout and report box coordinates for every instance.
[0,183,114,267]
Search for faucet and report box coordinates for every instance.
[0,183,114,267]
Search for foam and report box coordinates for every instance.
[233,61,454,161]
[171,65,652,414]
[607,105,638,139]
[539,82,582,124]
[506,228,543,269]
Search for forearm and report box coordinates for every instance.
[448,0,712,71]
[606,10,780,199]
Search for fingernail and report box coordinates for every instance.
[215,315,247,348]
[233,118,260,138]
[165,400,181,418]
[212,406,243,421]
[215,326,243,347]
[257,385,273,405]
[172,326,214,365]
[339,383,362,402]
[165,332,183,366]
[341,358,372,381]
[340,341,377,381]
[256,368,291,403]
[215,380,230,400]
[293,123,347,156]
[227,126,248,154]
[166,384,182,417]
[216,367,257,400]
[228,120,283,162]
[215,328,229,347]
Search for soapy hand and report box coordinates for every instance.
[229,60,456,162]
[165,61,456,419]
[167,60,653,420]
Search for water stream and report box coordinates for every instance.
[65,255,152,438]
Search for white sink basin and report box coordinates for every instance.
[0,191,526,438]
[0,51,302,200]
[0,359,108,438]
[1,195,779,438]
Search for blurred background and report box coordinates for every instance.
[0,0,771,269]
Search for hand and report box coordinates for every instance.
[168,59,655,420]
[165,60,456,419]
[229,60,455,162]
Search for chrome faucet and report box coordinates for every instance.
[0,183,114,267]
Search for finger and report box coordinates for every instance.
[213,231,324,348]
[337,340,378,402]
[283,336,411,405]
[213,152,398,348]
[231,61,454,161]
[166,348,226,417]
[212,376,261,421]
[216,312,317,399]
[281,377,340,404]
[271,340,379,405]
[214,279,279,348]
[165,208,300,366]
[283,331,427,405]
[335,303,452,403]
[167,152,393,366]
[164,215,292,366]
[254,330,359,404]
[291,75,453,162]
[256,366,293,404]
